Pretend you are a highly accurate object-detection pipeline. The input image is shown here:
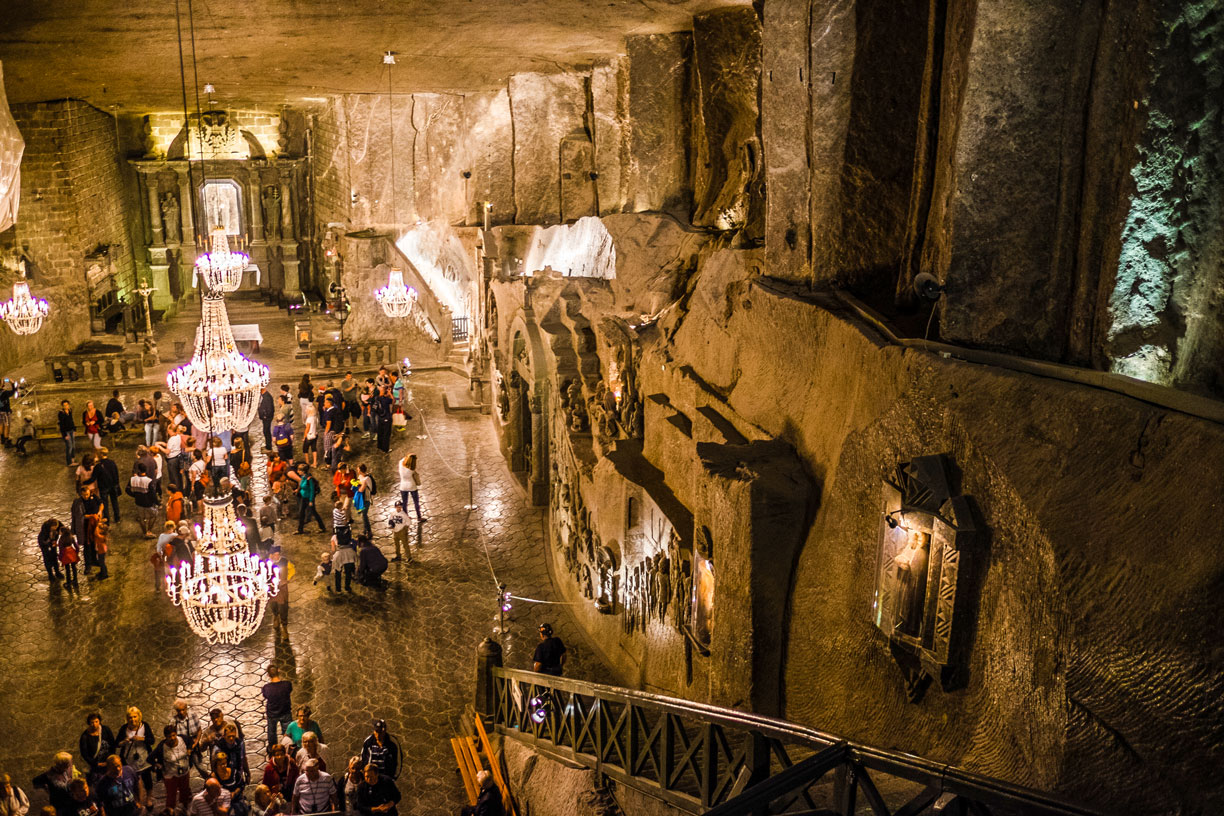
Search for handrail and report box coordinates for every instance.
[488,667,1108,816]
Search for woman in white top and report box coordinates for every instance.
[303,404,319,468]
[208,438,230,486]
[397,453,423,520]
[0,774,29,816]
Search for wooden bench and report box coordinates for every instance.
[474,716,518,816]
[451,735,482,806]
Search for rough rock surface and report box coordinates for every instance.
[691,7,764,239]
[410,93,467,225]
[462,89,515,225]
[761,0,809,282]
[509,72,587,226]
[623,34,692,217]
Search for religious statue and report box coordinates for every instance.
[887,529,930,638]
[161,192,181,244]
[263,186,282,241]
[566,380,587,432]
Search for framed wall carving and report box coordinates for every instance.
[873,454,978,702]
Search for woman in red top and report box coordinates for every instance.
[260,742,298,797]
[82,401,103,449]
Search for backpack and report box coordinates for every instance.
[368,474,378,496]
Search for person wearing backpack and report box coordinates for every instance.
[295,467,327,535]
[353,464,375,537]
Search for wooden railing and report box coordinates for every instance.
[488,668,1105,816]
[45,352,144,383]
[309,339,399,369]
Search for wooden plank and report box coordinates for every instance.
[451,737,479,805]
[475,716,519,816]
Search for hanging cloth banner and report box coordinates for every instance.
[0,63,24,233]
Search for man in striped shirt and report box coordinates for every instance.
[291,759,336,815]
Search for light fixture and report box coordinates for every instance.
[167,293,270,431]
[375,268,418,318]
[0,269,49,335]
[193,227,257,293]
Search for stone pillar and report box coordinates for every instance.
[529,394,547,506]
[175,168,197,302]
[248,170,264,240]
[145,173,164,246]
[475,637,503,717]
[279,176,301,297]
[279,177,295,238]
[506,375,524,471]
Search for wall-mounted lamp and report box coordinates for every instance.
[913,272,945,302]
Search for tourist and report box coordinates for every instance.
[150,724,191,816]
[37,520,66,583]
[278,386,294,423]
[94,448,121,523]
[32,752,80,814]
[371,386,393,453]
[82,401,103,449]
[459,771,503,816]
[284,708,322,751]
[81,485,104,570]
[153,521,178,590]
[331,494,351,539]
[259,745,297,799]
[330,433,352,470]
[62,779,98,816]
[58,529,80,587]
[360,381,374,439]
[58,399,77,466]
[0,774,29,816]
[116,707,155,809]
[391,372,408,420]
[294,466,326,534]
[170,700,207,779]
[94,757,140,816]
[396,454,422,520]
[0,377,18,448]
[104,390,125,423]
[272,416,294,462]
[93,519,110,580]
[14,416,33,456]
[208,437,230,485]
[188,779,230,816]
[311,552,332,590]
[320,396,341,467]
[302,404,319,468]
[294,734,329,774]
[74,452,97,492]
[157,424,187,490]
[210,725,249,788]
[338,759,361,813]
[257,496,277,554]
[267,548,289,634]
[262,665,294,750]
[137,399,158,447]
[353,765,399,816]
[289,759,334,815]
[188,450,207,504]
[387,506,410,563]
[258,386,275,452]
[205,706,247,748]
[354,464,374,537]
[297,376,314,420]
[78,714,115,785]
[209,753,244,802]
[250,784,286,816]
[532,623,567,676]
[70,489,91,572]
[231,437,252,491]
[356,536,388,588]
[359,722,399,780]
[127,463,160,538]
[166,482,187,525]
[330,533,357,593]
[374,367,391,392]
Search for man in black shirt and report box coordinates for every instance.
[359,720,400,779]
[257,386,275,451]
[104,389,124,421]
[532,623,567,676]
[353,764,400,816]
[94,447,121,523]
[58,399,76,466]
[261,664,293,750]
[0,376,17,446]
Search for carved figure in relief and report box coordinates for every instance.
[566,380,587,432]
[263,185,282,241]
[161,192,181,244]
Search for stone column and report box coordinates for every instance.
[529,393,547,506]
[279,177,295,238]
[279,175,301,296]
[145,172,164,246]
[474,637,503,717]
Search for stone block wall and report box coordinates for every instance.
[0,100,137,370]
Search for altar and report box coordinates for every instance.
[231,323,264,353]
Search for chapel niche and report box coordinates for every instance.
[873,454,979,703]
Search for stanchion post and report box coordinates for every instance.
[475,636,503,717]
[465,473,477,510]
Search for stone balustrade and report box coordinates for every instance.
[309,339,399,370]
[45,353,145,383]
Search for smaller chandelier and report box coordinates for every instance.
[167,548,279,644]
[168,294,269,431]
[195,496,250,555]
[193,228,258,293]
[375,268,418,318]
[0,275,49,335]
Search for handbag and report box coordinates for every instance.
[391,413,408,428]
[60,545,79,565]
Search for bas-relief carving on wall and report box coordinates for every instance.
[874,454,980,703]
[595,317,644,442]
[161,192,181,244]
[263,185,283,241]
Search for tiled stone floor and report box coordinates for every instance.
[0,302,602,815]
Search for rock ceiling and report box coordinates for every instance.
[0,0,745,111]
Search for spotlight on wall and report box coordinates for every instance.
[529,695,551,724]
[913,272,945,302]
[884,510,905,530]
[462,170,472,179]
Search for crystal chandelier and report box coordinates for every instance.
[167,293,269,431]
[375,267,418,318]
[193,227,257,293]
[0,272,49,335]
[166,497,279,645]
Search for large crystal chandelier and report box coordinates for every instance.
[0,271,49,335]
[193,227,257,293]
[375,268,418,318]
[167,497,279,645]
[167,293,269,430]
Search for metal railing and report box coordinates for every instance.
[452,316,470,343]
[488,668,1105,816]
